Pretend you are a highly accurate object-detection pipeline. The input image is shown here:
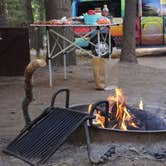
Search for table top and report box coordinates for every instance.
[30,23,118,27]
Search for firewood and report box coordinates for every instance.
[22,59,46,126]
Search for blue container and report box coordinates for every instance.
[74,38,89,47]
[84,14,101,25]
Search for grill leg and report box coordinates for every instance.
[84,122,115,165]
[84,122,100,164]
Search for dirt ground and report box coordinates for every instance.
[0,52,166,166]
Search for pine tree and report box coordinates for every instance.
[120,0,137,63]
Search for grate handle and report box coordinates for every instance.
[51,89,70,108]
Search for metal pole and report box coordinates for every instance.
[84,122,100,164]
[63,52,67,80]
[108,25,112,60]
[46,27,53,87]
[63,28,67,80]
[97,26,101,57]
[84,122,93,162]
[51,44,73,59]
[50,29,94,58]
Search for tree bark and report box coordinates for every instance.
[23,0,37,49]
[38,0,45,50]
[24,0,34,25]
[44,0,76,66]
[0,0,7,26]
[120,0,137,63]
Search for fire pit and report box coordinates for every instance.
[69,89,166,163]
[71,88,166,132]
[4,88,166,165]
[70,88,166,146]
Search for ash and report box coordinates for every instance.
[46,142,166,166]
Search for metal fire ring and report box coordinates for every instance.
[70,104,166,133]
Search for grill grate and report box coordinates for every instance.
[4,107,92,166]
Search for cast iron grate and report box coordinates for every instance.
[4,107,92,166]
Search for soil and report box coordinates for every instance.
[0,53,166,166]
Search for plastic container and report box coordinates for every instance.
[74,38,89,47]
[84,14,101,25]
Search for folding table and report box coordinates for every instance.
[31,23,116,87]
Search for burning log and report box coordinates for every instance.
[22,59,46,126]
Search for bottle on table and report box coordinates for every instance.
[102,4,110,17]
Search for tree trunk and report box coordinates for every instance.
[44,0,76,66]
[24,0,37,49]
[0,0,7,26]
[37,0,45,50]
[30,0,45,54]
[24,0,34,25]
[120,0,137,63]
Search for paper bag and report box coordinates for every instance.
[92,57,107,90]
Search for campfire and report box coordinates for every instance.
[88,88,166,131]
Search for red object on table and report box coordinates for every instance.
[73,27,91,36]
[87,10,96,15]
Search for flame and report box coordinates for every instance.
[139,99,143,110]
[96,112,105,128]
[108,88,135,130]
[89,88,139,131]
[88,104,92,113]
[88,104,105,128]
